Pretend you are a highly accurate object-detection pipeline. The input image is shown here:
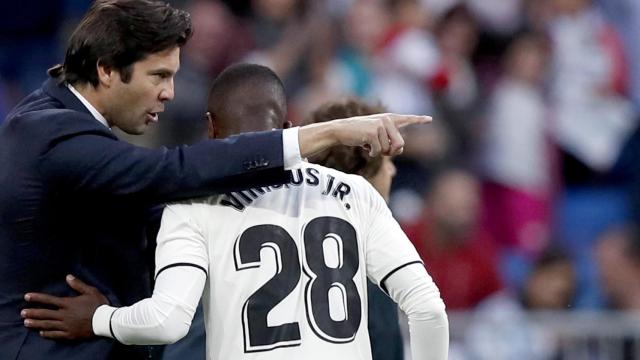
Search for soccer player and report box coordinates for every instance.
[24,64,448,360]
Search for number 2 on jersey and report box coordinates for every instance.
[234,216,362,353]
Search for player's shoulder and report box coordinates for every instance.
[168,195,220,208]
[164,195,222,216]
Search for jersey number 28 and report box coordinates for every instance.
[234,216,361,353]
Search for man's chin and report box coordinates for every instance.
[120,125,148,136]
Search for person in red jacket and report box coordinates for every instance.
[404,167,502,309]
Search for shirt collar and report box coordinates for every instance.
[66,83,110,129]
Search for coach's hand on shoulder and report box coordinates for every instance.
[22,274,109,340]
[298,113,432,158]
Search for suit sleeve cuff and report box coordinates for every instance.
[93,304,117,339]
[282,127,302,170]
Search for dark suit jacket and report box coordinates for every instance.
[0,79,291,360]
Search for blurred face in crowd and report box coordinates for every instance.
[253,0,298,21]
[525,260,576,309]
[346,0,390,54]
[429,170,480,240]
[596,229,640,309]
[184,0,233,72]
[438,12,478,57]
[392,0,432,29]
[506,37,549,85]
[551,0,591,15]
[100,47,179,134]
[524,0,554,31]
[401,124,450,163]
[367,157,397,202]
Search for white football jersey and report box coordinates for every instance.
[154,162,423,360]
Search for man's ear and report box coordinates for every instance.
[283,121,293,129]
[96,60,114,88]
[206,112,217,139]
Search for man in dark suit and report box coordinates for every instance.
[0,1,427,359]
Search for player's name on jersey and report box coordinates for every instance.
[220,167,353,212]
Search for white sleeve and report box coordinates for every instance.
[282,127,302,170]
[360,180,448,359]
[385,264,449,360]
[92,203,209,344]
[92,267,206,345]
[362,180,423,284]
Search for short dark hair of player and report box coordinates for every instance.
[305,99,386,179]
[49,0,192,86]
[207,63,286,118]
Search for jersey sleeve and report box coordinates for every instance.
[154,203,209,278]
[384,265,449,360]
[360,179,424,292]
[92,202,210,344]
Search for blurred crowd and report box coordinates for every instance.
[2,0,640,358]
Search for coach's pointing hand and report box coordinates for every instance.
[22,274,108,340]
[299,113,432,158]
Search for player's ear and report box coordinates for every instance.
[206,112,217,139]
[283,121,293,129]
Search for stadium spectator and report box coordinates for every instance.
[244,0,331,101]
[372,0,441,116]
[595,225,640,310]
[480,33,554,259]
[293,0,389,118]
[463,249,576,359]
[403,167,503,309]
[593,224,640,359]
[433,4,481,158]
[548,0,635,175]
[547,0,635,309]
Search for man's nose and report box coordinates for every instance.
[159,79,175,102]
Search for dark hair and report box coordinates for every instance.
[208,63,285,111]
[305,99,386,179]
[49,0,192,86]
[436,3,478,35]
[534,247,572,270]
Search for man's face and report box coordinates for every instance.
[525,261,576,309]
[430,171,480,238]
[106,47,180,134]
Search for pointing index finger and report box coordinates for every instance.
[389,114,432,128]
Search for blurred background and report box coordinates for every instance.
[2,0,640,358]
